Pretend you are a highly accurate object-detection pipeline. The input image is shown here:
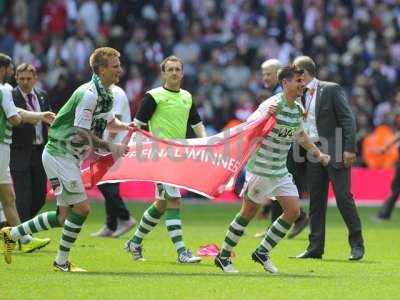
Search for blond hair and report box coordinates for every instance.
[89,47,120,74]
[160,55,183,72]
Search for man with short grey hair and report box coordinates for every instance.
[293,56,364,261]
[261,59,282,94]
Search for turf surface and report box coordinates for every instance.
[1,201,399,300]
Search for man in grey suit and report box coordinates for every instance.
[293,56,364,260]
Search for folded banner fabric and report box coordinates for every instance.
[89,115,275,198]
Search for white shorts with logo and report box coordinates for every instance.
[42,148,86,207]
[241,172,299,204]
[155,183,181,200]
[0,143,12,184]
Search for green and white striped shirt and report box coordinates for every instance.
[46,81,114,161]
[0,84,18,145]
[247,93,304,178]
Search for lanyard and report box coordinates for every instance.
[303,80,318,120]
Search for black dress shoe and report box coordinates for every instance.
[293,250,322,259]
[349,246,364,261]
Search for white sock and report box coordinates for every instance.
[55,250,69,265]
[19,235,32,244]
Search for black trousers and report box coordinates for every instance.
[97,182,130,231]
[307,162,363,255]
[11,146,47,222]
[377,162,400,219]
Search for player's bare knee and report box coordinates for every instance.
[77,205,91,216]
[240,199,258,220]
[155,200,167,213]
[71,201,91,216]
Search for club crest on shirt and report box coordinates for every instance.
[69,181,78,189]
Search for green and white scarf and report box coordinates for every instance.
[91,74,113,138]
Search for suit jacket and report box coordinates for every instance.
[10,87,51,171]
[314,81,357,168]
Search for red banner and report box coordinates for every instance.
[92,116,276,198]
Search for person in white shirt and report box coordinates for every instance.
[91,84,136,238]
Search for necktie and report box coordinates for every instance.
[27,93,35,111]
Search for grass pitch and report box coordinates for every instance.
[1,201,399,300]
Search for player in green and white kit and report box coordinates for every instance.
[0,53,55,262]
[1,48,132,271]
[214,66,331,273]
[125,56,207,263]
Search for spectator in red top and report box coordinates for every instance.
[42,0,67,35]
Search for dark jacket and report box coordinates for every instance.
[315,81,357,168]
[10,87,51,171]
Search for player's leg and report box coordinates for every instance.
[0,183,21,226]
[215,173,264,273]
[125,184,166,261]
[53,199,89,272]
[259,196,299,253]
[164,190,201,263]
[252,174,300,273]
[42,149,88,272]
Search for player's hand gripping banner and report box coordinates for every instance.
[82,115,276,198]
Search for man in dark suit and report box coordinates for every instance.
[293,56,365,260]
[10,63,50,222]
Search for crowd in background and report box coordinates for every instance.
[1,0,400,166]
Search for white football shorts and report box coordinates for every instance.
[42,148,86,207]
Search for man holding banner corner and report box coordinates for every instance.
[125,55,207,264]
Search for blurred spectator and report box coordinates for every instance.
[47,73,75,113]
[61,21,94,75]
[41,0,67,35]
[362,125,398,169]
[0,25,15,56]
[78,0,99,38]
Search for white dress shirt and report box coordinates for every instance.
[302,78,320,142]
[19,88,44,145]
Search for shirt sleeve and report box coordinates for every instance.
[112,90,123,118]
[1,88,18,118]
[188,101,202,127]
[134,93,157,126]
[74,90,97,130]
